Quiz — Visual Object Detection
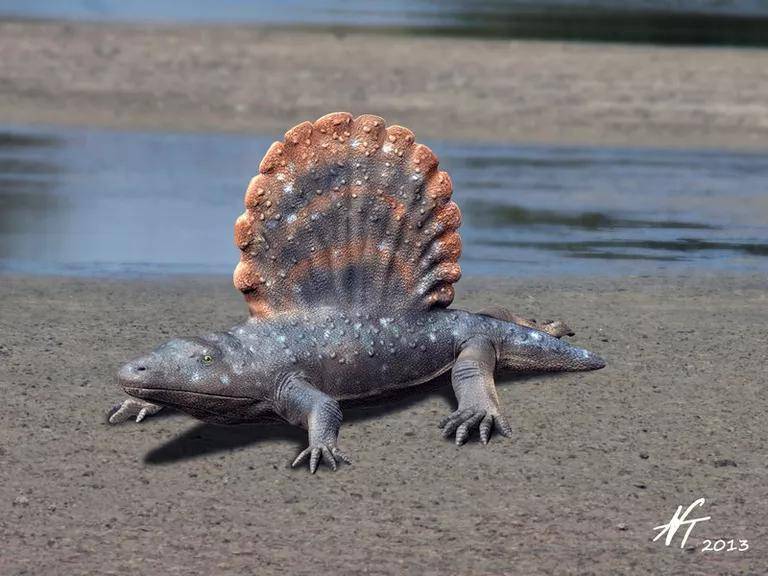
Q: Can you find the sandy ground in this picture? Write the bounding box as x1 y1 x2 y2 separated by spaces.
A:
0 274 766 575
1 20 768 151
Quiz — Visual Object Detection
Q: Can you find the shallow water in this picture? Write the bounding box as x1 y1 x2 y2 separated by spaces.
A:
0 125 767 278
3 0 768 46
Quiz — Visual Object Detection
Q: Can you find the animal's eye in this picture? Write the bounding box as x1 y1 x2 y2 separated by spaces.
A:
202 354 214 365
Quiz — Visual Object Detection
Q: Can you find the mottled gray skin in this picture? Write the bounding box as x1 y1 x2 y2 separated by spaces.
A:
111 308 604 472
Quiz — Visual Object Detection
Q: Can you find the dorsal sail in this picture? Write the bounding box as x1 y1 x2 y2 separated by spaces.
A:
233 112 461 318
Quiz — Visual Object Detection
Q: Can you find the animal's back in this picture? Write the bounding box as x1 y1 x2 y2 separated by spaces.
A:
234 307 480 401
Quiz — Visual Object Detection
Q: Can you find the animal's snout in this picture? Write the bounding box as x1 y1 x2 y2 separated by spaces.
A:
117 360 150 384
584 351 606 371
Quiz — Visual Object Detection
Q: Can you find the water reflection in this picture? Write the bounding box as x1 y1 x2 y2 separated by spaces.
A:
0 132 61 149
427 2 768 46
0 132 66 260
466 202 717 230
479 238 768 261
0 124 767 278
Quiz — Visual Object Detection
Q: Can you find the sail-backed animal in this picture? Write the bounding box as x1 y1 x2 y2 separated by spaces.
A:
110 113 605 472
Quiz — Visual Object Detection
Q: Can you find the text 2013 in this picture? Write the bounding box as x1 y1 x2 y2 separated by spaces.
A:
701 539 749 552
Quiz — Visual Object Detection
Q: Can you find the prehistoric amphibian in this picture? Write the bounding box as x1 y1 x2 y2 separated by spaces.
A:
109 112 605 472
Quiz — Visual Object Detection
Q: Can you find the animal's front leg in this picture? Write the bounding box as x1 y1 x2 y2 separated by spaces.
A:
108 398 163 424
441 335 512 445
273 372 351 473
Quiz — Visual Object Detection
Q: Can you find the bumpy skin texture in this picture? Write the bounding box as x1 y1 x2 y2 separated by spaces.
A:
110 113 606 473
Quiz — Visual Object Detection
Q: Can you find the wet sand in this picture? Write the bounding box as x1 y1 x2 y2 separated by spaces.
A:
1 20 768 151
1 274 766 575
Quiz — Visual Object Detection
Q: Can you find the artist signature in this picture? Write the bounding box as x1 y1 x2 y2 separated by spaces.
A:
652 498 749 552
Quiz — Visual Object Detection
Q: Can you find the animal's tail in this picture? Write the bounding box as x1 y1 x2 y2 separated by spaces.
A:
495 317 606 373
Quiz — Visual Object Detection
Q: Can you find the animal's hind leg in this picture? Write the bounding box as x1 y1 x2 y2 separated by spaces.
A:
440 335 512 445
478 306 574 338
538 320 575 338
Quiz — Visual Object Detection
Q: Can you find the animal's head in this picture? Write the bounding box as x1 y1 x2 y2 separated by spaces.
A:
117 333 268 423
498 326 606 373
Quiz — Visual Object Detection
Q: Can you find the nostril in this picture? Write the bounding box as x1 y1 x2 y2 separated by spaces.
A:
136 366 146 372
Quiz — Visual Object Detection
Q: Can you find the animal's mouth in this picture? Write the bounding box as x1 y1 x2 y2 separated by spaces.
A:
123 386 253 402
123 386 264 424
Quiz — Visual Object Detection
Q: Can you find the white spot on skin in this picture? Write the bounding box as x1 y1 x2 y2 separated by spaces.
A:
382 143 394 153
531 332 542 341
219 375 230 385
286 213 297 223
580 349 590 358
283 182 294 193
276 174 285 181
428 332 437 342
379 318 393 327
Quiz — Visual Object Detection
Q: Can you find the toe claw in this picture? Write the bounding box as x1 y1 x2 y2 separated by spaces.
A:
321 446 337 471
292 448 311 468
332 447 352 465
495 416 513 437
309 448 323 474
442 420 460 438
455 423 470 445
109 405 129 424
479 415 493 445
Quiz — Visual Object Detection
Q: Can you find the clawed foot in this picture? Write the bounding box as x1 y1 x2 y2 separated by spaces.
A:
524 318 575 338
439 408 512 445
291 443 351 474
108 398 163 424
477 307 574 338
540 320 575 338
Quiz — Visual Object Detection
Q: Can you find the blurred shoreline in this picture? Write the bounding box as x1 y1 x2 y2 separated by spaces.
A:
1 20 768 151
